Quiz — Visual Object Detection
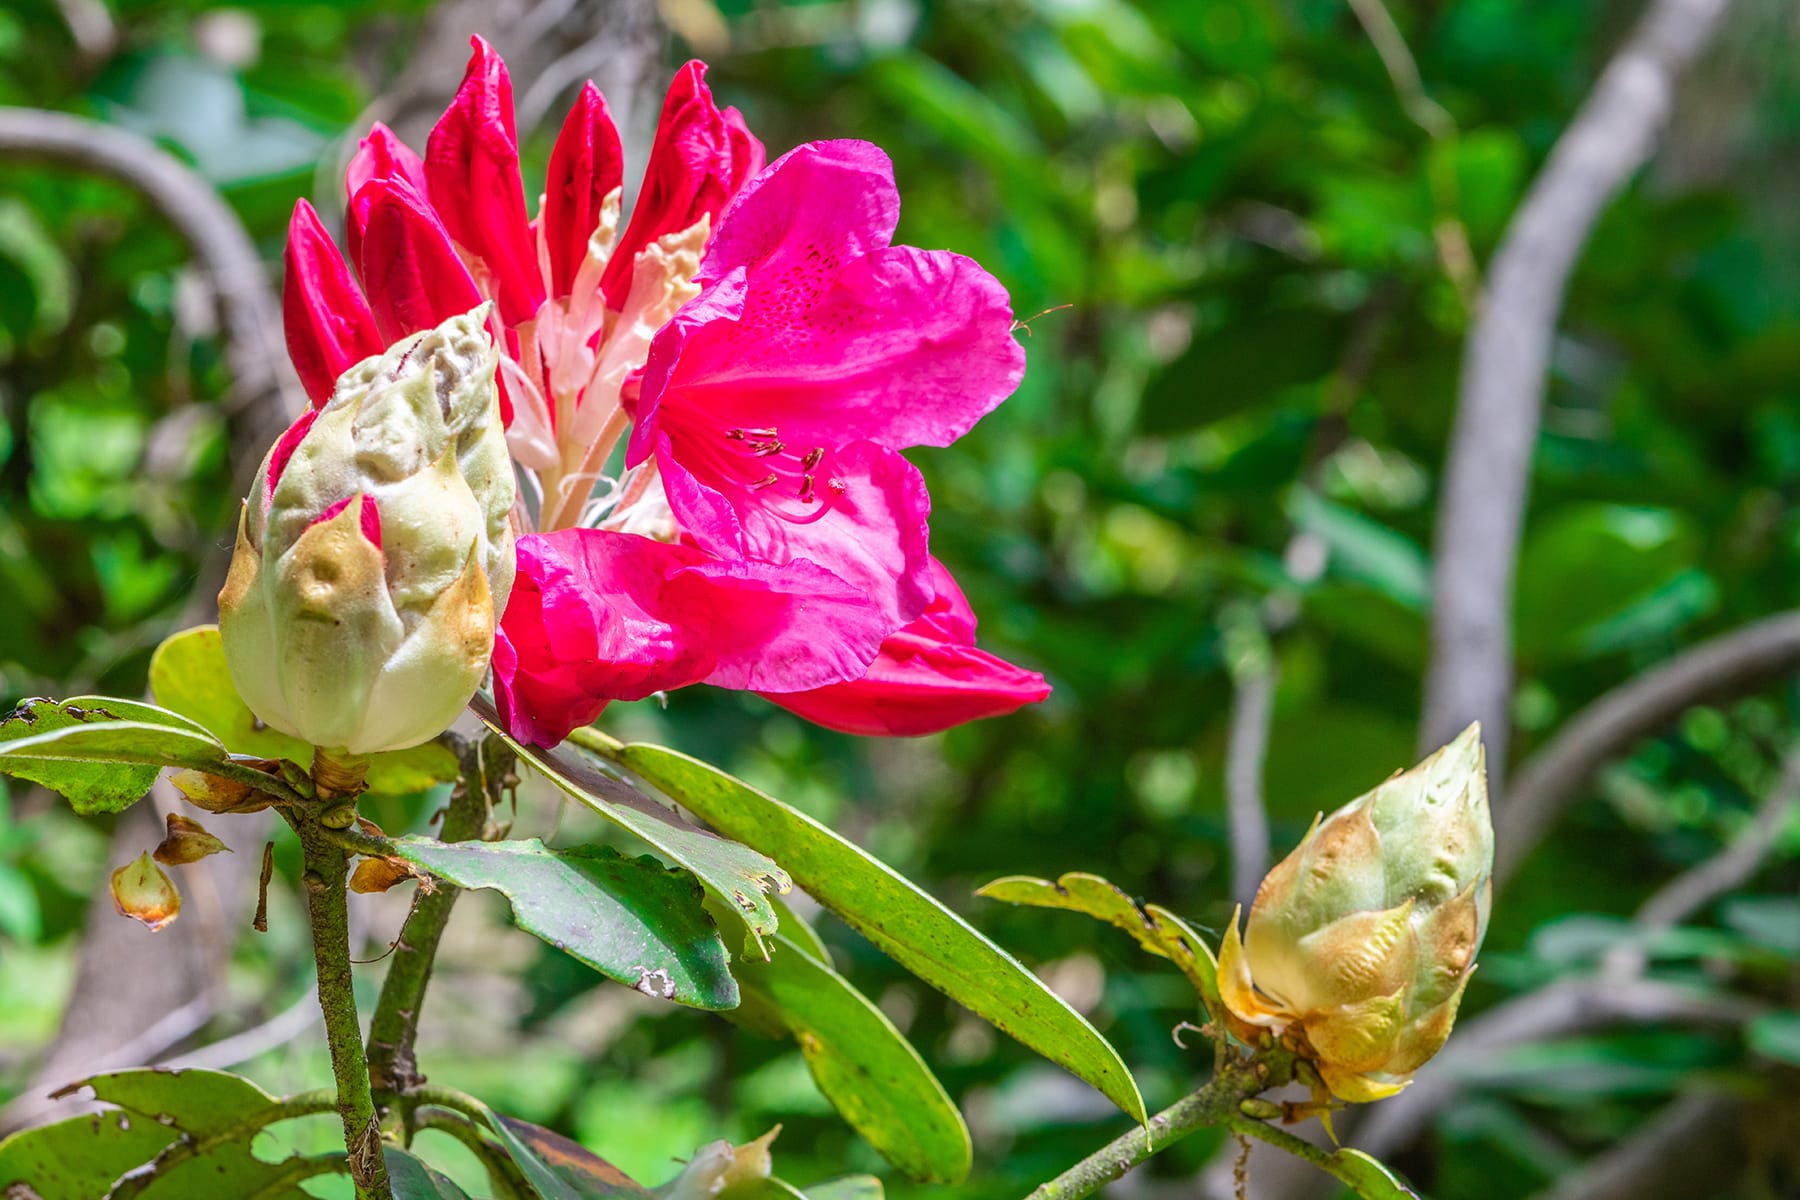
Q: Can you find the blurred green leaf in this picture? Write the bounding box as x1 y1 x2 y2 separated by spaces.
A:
385 1146 472 1200
1331 1147 1423 1199
1514 505 1696 666
1748 1013 1800 1066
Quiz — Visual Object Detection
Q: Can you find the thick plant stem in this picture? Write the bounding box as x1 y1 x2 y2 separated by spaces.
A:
296 810 391 1200
366 735 510 1101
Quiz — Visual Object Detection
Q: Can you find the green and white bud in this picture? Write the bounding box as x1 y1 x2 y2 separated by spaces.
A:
1218 723 1493 1101
218 306 515 756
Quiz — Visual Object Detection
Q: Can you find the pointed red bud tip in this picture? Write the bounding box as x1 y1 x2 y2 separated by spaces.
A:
345 122 427 266
543 81 625 299
602 60 757 309
153 813 231 866
111 852 181 932
425 36 542 324
309 494 382 547
264 408 320 502
355 179 485 343
284 200 382 406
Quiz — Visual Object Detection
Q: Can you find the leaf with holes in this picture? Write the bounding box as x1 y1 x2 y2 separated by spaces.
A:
384 837 737 1010
732 930 969 1182
472 696 787 958
977 872 1220 1015
587 737 1145 1122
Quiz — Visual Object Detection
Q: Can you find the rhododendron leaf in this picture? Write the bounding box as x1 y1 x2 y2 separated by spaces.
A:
494 1116 652 1198
0 697 287 815
730 929 971 1183
0 1109 175 1200
381 837 737 1010
385 1145 474 1199
8 1069 318 1200
976 872 1220 1014
585 737 1147 1122
1329 1148 1422 1199
149 626 458 796
472 694 786 957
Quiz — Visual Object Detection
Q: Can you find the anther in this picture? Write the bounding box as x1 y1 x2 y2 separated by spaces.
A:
751 439 785 457
799 474 816 502
748 474 779 490
802 447 824 470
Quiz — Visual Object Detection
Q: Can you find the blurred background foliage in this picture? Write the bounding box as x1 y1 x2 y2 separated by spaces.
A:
2 0 1799 1197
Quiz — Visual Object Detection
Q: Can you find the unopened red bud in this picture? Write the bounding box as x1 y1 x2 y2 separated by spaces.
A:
111 852 181 932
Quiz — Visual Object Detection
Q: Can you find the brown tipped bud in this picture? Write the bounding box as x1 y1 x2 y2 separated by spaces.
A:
111 852 181 932
349 856 421 894
1218 723 1493 1102
152 814 231 866
169 768 269 814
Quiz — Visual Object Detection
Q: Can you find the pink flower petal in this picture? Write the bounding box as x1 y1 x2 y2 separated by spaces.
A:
542 81 624 299
425 37 543 324
493 528 892 746
759 557 1049 735
282 200 381 405
635 141 1024 457
657 433 933 638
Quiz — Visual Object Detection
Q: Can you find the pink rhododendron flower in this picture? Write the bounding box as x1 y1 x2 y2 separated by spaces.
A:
282 38 1047 746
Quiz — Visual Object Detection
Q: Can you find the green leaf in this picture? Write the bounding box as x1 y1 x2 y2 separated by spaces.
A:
385 1145 474 1199
14 1069 321 1199
0 698 230 815
594 739 1146 1123
149 626 459 796
0 1109 175 1200
74 1065 281 1126
977 871 1220 1015
1330 1148 1422 1199
1748 1012 1800 1066
733 931 971 1182
472 696 787 958
384 837 738 1010
1288 490 1431 613
1513 505 1697 666
493 1117 651 1198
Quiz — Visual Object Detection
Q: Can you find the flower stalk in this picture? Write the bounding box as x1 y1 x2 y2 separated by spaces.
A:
292 803 392 1200
366 734 511 1102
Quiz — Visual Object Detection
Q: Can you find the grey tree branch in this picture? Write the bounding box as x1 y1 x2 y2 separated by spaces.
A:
1420 0 1734 787
1226 660 1277 910
1497 609 1800 890
0 107 305 484
1531 1092 1747 1200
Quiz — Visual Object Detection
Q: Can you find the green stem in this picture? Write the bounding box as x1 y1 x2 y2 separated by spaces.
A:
108 1089 340 1200
413 1107 533 1200
366 735 510 1101
1026 1044 1376 1200
295 808 392 1200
